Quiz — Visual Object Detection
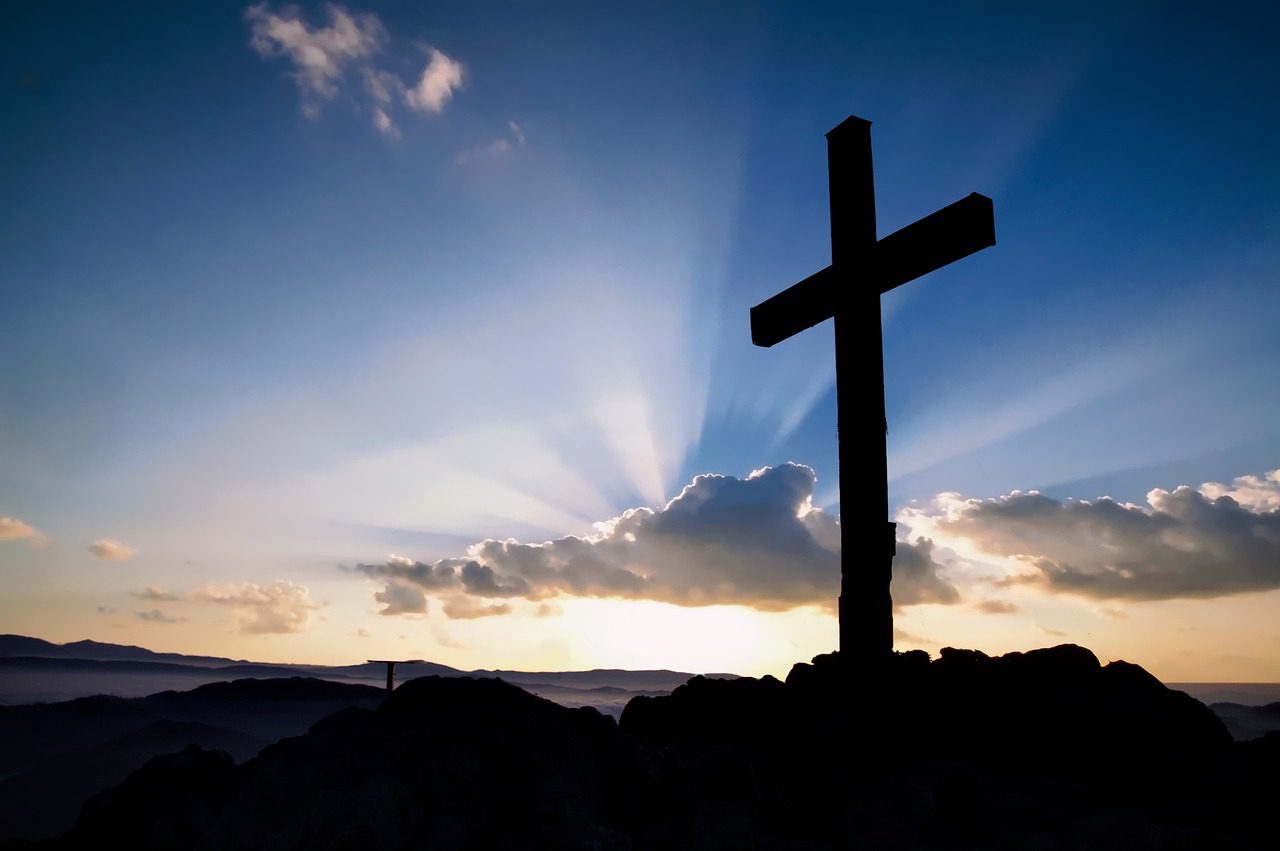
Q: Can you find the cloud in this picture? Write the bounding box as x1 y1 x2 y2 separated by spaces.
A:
354 464 959 615
246 3 384 109
893 627 933 645
194 580 324 633
404 48 463 113
132 586 180 601
889 537 961 608
456 120 525 165
1199 469 1280 512
88 538 136 561
974 599 1019 614
442 596 512 619
361 67 403 138
136 609 187 624
0 516 48 548
899 468 1280 602
374 580 427 615
246 4 461 135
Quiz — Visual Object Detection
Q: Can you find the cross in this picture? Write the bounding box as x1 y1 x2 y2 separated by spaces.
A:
368 659 420 693
750 116 996 663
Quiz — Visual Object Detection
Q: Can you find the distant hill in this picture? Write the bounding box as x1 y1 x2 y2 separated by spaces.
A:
0 634 245 668
0 635 713 714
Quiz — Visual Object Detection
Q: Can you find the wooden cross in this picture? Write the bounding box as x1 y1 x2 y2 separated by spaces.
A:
368 659 420 693
750 116 996 663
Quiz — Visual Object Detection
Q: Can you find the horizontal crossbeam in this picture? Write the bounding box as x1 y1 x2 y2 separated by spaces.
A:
750 193 995 348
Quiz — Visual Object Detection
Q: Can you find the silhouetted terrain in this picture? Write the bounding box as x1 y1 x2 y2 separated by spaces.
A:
0 636 248 668
1209 701 1280 741
0 636 714 714
9 644 1278 849
0 678 383 842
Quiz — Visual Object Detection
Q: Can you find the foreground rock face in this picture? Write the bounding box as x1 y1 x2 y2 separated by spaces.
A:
48 646 1276 849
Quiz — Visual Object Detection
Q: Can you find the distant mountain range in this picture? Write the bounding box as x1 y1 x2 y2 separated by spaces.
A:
0 633 725 710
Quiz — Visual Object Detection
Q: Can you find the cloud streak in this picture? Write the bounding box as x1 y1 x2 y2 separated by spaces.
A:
353 464 959 615
136 609 187 624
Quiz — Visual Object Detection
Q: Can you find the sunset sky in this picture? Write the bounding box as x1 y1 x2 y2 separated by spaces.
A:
3 2 1279 679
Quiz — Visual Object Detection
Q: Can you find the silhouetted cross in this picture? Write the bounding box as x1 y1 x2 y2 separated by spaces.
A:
369 659 419 693
750 116 995 663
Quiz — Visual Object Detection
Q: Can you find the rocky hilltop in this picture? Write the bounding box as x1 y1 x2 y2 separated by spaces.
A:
38 645 1279 849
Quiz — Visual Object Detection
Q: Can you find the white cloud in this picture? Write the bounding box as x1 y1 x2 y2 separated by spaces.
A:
354 464 958 615
898 468 1280 601
246 3 384 104
404 48 463 113
246 5 462 135
194 580 324 634
0 516 48 548
1199 469 1280 512
88 538 136 561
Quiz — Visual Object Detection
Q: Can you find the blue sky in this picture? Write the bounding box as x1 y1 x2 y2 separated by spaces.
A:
2 2 1279 676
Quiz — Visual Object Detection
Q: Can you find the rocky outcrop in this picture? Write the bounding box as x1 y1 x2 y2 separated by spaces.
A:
44 647 1275 849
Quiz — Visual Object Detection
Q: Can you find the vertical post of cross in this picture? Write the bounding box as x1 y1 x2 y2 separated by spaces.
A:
827 117 895 662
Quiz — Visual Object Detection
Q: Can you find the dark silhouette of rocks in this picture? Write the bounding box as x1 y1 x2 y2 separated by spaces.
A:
27 645 1279 849
0 678 383 842
0 720 261 842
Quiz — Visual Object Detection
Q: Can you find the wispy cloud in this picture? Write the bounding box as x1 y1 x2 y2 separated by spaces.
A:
361 67 403 138
456 120 525 165
0 516 49 548
194 580 324 633
88 538 136 561
246 4 462 135
136 609 187 624
246 3 384 115
132 586 180 601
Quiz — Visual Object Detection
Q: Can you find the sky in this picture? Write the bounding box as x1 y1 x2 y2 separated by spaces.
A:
2 1 1279 680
